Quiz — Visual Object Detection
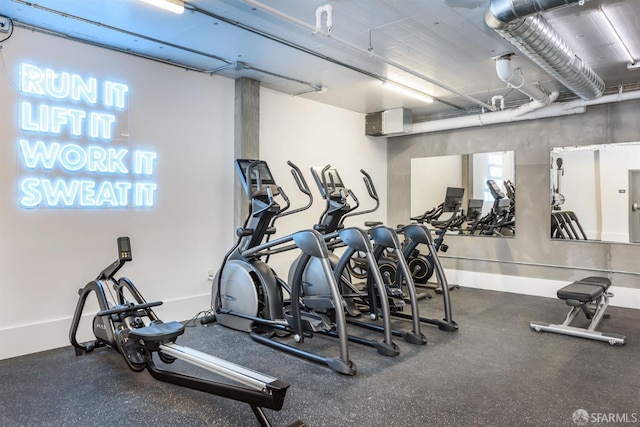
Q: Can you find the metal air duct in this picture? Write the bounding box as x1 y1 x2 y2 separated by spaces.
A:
485 0 605 100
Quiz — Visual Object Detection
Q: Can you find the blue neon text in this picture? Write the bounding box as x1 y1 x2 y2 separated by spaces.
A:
16 62 157 209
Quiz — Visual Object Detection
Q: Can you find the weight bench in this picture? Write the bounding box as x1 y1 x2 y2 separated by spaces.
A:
530 277 626 346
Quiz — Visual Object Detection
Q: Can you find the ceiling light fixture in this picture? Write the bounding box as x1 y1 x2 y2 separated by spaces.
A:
600 7 636 65
382 81 433 103
138 0 185 14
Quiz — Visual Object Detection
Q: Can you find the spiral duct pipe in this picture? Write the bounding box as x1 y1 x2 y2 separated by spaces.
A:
485 0 605 100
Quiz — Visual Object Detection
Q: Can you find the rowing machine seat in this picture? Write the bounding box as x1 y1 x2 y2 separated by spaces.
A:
128 320 185 343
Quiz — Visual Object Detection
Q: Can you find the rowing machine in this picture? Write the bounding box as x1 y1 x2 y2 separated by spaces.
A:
69 237 303 427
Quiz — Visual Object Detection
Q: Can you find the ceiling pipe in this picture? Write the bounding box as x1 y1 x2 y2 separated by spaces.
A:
242 0 496 112
485 0 605 101
495 55 549 104
406 90 640 135
511 90 558 117
495 54 557 117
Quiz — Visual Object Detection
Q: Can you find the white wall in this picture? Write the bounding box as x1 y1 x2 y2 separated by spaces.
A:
0 28 236 359
554 149 599 238
259 88 387 275
410 155 462 216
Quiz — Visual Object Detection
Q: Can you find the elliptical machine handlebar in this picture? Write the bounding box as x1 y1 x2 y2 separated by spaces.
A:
275 186 291 216
411 204 443 224
347 188 360 210
361 169 378 201
288 161 312 198
316 165 333 227
276 161 313 219
315 164 359 229
246 160 269 199
340 169 379 224
252 185 277 218
263 161 314 259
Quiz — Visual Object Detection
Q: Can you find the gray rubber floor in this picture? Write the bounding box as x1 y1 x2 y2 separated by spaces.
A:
1 287 638 427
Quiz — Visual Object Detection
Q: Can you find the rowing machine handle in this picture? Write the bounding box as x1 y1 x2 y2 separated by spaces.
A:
97 300 163 317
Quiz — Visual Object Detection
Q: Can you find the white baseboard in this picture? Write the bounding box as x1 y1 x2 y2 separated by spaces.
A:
0 293 211 361
3 273 639 361
445 269 640 310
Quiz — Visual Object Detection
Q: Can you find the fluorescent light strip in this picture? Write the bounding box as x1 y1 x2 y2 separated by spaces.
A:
138 0 185 14
383 81 433 103
600 8 636 65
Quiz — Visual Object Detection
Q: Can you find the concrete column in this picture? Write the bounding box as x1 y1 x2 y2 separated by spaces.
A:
234 77 260 230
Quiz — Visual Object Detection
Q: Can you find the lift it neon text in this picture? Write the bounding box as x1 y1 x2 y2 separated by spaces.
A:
16 63 158 208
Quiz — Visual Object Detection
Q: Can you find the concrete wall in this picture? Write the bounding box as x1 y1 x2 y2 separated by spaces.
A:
387 99 640 304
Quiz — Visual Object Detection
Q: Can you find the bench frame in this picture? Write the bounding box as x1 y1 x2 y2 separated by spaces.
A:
530 278 626 346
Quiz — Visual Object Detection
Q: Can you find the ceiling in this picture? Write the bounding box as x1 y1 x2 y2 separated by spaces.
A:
1 0 639 121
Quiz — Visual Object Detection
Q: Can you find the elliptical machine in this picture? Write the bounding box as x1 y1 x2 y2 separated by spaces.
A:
211 159 357 375
296 165 428 346
409 187 464 294
472 180 514 236
327 169 457 332
69 237 301 427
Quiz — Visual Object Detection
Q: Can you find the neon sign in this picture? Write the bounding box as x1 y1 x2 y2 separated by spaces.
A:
16 62 157 208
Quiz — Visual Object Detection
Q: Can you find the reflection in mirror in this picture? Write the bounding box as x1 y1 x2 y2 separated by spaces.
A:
411 151 515 237
550 142 640 244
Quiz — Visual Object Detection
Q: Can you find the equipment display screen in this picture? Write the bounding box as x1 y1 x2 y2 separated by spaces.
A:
235 159 277 195
467 199 483 211
117 236 132 261
442 187 464 212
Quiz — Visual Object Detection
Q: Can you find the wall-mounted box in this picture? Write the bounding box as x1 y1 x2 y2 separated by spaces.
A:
365 108 412 136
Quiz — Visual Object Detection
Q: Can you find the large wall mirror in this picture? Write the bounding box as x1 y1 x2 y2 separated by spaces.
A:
411 151 515 237
550 142 640 244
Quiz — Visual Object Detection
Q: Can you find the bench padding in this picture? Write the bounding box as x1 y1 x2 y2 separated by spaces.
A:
557 277 611 303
